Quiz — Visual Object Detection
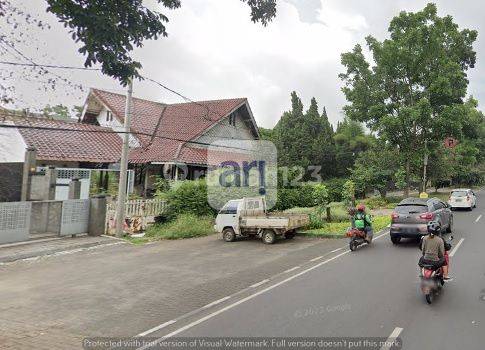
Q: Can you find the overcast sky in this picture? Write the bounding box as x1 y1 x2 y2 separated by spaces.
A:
3 0 484 128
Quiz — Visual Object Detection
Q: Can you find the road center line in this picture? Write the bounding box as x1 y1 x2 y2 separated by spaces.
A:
310 256 324 262
137 320 176 337
380 327 403 350
476 214 482 223
449 238 464 257
330 248 343 253
202 296 231 309
284 266 300 273
249 279 269 288
138 250 351 349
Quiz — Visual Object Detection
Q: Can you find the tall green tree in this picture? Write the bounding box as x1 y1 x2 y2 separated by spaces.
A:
273 93 336 181
333 117 372 177
339 3 477 196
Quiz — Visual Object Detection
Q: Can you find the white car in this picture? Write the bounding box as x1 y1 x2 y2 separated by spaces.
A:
448 189 477 210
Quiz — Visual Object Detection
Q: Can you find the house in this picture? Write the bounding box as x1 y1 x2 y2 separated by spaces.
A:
1 89 260 196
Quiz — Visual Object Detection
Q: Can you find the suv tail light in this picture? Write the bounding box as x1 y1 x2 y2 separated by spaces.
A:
419 212 434 220
467 195 470 202
391 212 399 221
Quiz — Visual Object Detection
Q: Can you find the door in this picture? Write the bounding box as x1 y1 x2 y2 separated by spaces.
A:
60 199 90 236
217 200 240 234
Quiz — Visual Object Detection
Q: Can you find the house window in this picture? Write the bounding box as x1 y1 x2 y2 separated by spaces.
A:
106 111 113 122
229 113 236 126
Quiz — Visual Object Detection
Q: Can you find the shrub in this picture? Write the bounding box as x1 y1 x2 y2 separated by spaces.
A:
324 178 346 202
274 184 316 211
145 214 215 240
163 180 215 217
312 183 329 210
363 197 389 209
342 180 356 206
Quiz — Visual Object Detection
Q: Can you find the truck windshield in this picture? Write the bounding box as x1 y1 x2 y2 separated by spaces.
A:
220 201 240 214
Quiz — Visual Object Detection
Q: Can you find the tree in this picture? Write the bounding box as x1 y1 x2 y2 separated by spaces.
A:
42 104 69 120
339 3 478 196
333 117 372 177
273 93 336 181
351 144 398 198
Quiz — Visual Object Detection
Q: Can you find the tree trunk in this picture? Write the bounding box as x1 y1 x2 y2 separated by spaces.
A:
404 158 410 197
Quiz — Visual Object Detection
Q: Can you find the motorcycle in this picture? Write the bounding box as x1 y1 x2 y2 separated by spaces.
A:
419 235 453 304
346 228 370 251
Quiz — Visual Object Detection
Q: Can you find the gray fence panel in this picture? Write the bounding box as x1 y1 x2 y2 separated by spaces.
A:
60 199 90 236
0 201 31 244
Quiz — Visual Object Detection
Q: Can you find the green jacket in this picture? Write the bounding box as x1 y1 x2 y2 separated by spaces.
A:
353 212 372 229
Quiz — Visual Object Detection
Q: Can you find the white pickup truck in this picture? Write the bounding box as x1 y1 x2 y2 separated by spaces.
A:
214 197 310 244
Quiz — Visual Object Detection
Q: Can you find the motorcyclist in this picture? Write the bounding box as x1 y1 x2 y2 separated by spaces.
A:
353 204 373 243
420 221 452 281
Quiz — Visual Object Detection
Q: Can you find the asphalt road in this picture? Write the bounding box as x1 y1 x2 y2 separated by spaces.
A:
141 191 485 350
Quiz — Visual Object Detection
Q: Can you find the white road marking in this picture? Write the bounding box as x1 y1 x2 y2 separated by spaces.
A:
249 279 269 288
330 248 343 253
137 250 351 349
449 238 465 257
137 320 176 337
380 327 403 350
284 266 300 273
202 296 231 309
310 256 324 262
475 214 482 223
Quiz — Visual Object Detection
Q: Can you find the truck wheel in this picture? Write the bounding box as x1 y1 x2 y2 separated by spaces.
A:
284 230 296 239
222 228 236 242
391 236 401 245
262 230 276 244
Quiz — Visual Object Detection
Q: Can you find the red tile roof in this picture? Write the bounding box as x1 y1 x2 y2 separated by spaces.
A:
14 118 122 163
90 89 250 165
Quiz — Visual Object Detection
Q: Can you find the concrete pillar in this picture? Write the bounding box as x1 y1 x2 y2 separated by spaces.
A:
46 167 57 200
88 195 109 236
68 178 81 199
21 147 37 201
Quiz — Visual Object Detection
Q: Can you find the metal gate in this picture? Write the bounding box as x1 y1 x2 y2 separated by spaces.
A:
0 201 31 244
60 199 90 236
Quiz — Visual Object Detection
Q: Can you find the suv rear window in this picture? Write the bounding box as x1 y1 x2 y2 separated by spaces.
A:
395 205 428 214
451 191 467 197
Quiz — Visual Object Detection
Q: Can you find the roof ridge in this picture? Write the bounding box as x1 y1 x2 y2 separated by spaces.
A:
91 88 246 107
91 88 165 107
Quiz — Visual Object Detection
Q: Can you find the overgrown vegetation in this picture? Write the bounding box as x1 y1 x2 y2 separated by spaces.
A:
128 214 215 244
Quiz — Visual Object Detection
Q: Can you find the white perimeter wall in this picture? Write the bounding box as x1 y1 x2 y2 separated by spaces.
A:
0 122 27 162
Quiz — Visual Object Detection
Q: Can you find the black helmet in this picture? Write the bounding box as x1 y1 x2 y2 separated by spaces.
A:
427 221 441 235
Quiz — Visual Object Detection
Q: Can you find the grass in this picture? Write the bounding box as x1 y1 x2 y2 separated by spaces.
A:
125 214 215 244
302 215 391 238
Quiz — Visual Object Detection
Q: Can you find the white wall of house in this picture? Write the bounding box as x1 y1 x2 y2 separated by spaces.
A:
195 108 255 144
96 107 140 148
0 123 27 162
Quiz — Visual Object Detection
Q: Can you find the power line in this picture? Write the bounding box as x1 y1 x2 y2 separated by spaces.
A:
0 60 100 71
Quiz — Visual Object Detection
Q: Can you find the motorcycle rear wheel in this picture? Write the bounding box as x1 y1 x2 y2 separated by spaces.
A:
425 293 433 304
349 240 358 251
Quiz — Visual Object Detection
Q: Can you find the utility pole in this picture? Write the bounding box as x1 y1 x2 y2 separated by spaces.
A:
115 79 133 237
